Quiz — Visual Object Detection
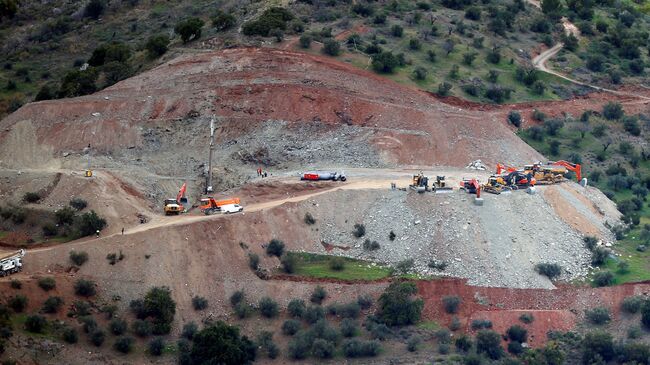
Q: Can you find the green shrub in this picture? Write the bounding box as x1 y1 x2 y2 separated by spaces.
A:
304 212 316 225
132 319 152 337
476 330 504 360
312 338 335 359
84 0 105 19
107 318 126 335
8 295 27 313
406 335 421 352
114 336 134 353
535 263 562 279
192 296 208 310
76 211 106 237
341 318 358 337
304 305 325 324
42 223 58 236
242 7 293 37
174 17 205 43
329 257 345 271
25 315 47 333
506 325 528 342
81 316 97 333
74 279 96 297
438 82 453 97
74 300 91 316
287 298 305 318
281 253 297 273
584 236 598 251
593 271 614 287
211 10 236 31
42 296 64 313
519 313 534 324
248 253 259 270
370 322 391 340
190 321 256 364
585 307 611 325
591 246 609 266
391 25 403 37
621 296 644 313
282 319 300 336
143 286 176 333
299 34 312 48
442 296 461 314
343 339 381 358
62 327 78 343
149 337 164 356
38 277 56 291
371 52 399 73
394 258 414 275
311 286 327 304
602 102 624 120
582 331 614 364
234 302 254 319
413 66 428 80
23 192 40 203
455 334 472 352
363 239 380 251
145 35 170 58
56 207 75 226
10 279 21 289
471 319 492 330
357 294 373 309
508 341 524 354
266 239 285 257
352 224 366 238
181 322 198 340
377 282 423 326
230 290 244 307
89 328 105 346
259 297 278 318
322 40 341 56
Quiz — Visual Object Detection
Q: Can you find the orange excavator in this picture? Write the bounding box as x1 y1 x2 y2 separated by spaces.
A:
460 178 481 197
496 163 518 175
163 183 187 215
549 160 582 182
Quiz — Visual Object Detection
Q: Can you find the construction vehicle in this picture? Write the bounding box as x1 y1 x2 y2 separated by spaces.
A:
549 160 582 182
0 249 25 277
481 176 512 195
496 163 518 175
432 176 453 193
163 183 187 216
301 171 347 182
221 203 244 214
200 197 241 215
460 178 481 197
409 173 429 193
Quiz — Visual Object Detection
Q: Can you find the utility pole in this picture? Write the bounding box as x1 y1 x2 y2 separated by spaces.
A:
206 116 215 193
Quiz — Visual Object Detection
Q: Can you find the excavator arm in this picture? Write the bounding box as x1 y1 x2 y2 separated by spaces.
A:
550 161 581 181
176 183 187 204
496 163 517 175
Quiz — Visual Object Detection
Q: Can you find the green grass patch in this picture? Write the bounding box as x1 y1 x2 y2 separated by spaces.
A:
417 321 441 331
286 252 392 281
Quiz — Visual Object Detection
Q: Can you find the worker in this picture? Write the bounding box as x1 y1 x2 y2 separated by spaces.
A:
95 230 100 238
121 227 124 235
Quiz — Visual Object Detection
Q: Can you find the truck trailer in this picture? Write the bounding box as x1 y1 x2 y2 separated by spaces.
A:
300 171 347 182
0 249 25 277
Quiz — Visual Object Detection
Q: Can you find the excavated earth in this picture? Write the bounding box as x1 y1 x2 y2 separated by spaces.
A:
0 47 640 363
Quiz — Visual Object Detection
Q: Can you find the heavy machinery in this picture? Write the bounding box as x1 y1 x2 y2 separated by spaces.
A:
496 163 518 175
502 171 535 188
432 176 453 193
0 249 25 277
200 197 241 215
301 171 347 182
163 183 187 216
549 160 582 182
481 176 512 195
460 178 481 196
409 173 429 193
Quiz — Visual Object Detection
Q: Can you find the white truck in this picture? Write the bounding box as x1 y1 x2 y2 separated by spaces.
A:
0 249 25 277
221 204 244 214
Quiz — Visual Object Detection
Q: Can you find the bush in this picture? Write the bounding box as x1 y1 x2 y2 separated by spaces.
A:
23 192 40 203
10 279 21 289
287 298 305 318
476 330 504 360
329 257 345 271
242 7 293 36
132 319 152 337
519 313 534 324
413 66 428 80
583 236 598 251
311 285 327 304
234 302 254 319
211 10 236 31
304 305 325 324
352 224 366 238
304 212 316 225
90 329 105 346
81 316 97 333
378 282 423 326
623 116 641 136
358 294 373 309
544 119 564 135
394 258 414 275
174 17 205 43
535 263 562 279
322 39 341 56
114 336 134 353
84 0 105 19
74 279 96 297
181 322 198 340
281 253 297 274
621 296 644 314
442 296 461 314
507 325 528 342
42 223 58 237
77 211 106 237
582 331 614 364
391 25 403 37
341 319 358 337
585 307 611 325
281 319 300 336
74 300 91 316
508 341 524 355
247 252 259 271
230 290 245 307
55 207 75 226
259 297 278 318
149 337 164 356
8 295 27 313
407 335 421 352
471 319 493 330
465 6 481 20
38 277 56 291
456 334 472 352
343 339 381 358
593 271 614 287
602 102 624 120
143 286 176 333
591 247 609 266
62 327 78 344
628 325 642 339
145 35 170 58
311 338 335 359
363 239 380 251
107 318 126 335
266 239 285 257
190 321 256 364
24 315 46 333
299 34 312 48
42 296 64 313
192 296 208 310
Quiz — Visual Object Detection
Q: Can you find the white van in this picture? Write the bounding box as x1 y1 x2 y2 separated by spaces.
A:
221 204 244 214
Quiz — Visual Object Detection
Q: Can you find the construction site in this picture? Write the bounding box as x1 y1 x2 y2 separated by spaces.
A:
0 45 648 364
